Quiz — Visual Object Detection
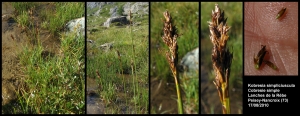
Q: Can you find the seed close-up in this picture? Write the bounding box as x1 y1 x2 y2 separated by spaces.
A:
253 45 278 70
276 7 286 19
253 45 267 69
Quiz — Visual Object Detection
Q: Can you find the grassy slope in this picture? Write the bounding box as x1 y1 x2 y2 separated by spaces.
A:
87 2 149 114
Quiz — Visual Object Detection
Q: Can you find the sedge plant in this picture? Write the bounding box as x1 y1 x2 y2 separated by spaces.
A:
161 11 183 114
208 4 233 114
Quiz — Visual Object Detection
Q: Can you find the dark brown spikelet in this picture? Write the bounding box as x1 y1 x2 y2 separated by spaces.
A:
208 4 233 114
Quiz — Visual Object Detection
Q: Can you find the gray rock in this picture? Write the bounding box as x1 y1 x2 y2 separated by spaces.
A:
123 2 149 15
94 9 101 16
87 39 94 43
87 2 114 16
103 16 129 27
87 2 113 9
99 42 114 51
110 6 119 17
179 47 199 73
87 2 148 17
65 17 85 37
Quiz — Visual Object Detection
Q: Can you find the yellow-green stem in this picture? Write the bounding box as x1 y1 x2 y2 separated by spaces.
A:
222 83 230 114
224 97 230 114
173 71 183 114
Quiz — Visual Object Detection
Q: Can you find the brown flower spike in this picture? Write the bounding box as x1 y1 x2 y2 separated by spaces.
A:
208 4 233 114
162 11 179 75
161 11 183 113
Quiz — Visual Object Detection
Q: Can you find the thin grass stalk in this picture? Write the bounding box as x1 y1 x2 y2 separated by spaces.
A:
208 4 232 114
128 9 138 112
161 10 183 114
116 49 128 109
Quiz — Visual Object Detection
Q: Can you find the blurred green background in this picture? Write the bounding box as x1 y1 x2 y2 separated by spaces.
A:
200 2 243 114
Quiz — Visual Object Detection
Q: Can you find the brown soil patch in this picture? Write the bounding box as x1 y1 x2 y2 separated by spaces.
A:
150 77 178 114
